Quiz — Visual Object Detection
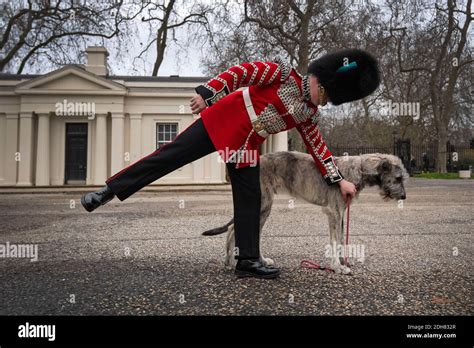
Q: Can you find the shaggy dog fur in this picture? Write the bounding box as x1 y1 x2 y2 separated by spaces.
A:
203 151 409 274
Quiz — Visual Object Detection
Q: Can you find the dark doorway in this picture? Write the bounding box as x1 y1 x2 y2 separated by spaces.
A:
65 123 88 184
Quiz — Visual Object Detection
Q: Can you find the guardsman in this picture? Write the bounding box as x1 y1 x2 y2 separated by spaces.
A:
81 49 380 279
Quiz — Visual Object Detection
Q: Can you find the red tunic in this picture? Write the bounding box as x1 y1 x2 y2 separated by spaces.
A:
196 60 343 185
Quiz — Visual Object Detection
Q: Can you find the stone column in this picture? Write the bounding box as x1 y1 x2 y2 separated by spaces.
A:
272 131 288 152
110 112 125 176
17 112 34 186
261 138 268 155
193 150 205 182
210 152 224 183
129 113 142 163
4 113 19 185
265 134 273 155
35 113 50 186
93 113 107 185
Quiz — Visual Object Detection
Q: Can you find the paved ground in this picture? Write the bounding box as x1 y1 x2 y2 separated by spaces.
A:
0 178 472 315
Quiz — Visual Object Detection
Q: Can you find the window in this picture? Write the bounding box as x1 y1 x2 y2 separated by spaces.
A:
156 123 178 149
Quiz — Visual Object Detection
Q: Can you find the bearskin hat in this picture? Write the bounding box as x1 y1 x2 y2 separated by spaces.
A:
307 49 380 105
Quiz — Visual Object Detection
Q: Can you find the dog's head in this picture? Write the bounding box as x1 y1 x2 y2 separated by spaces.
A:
361 154 409 200
377 155 409 200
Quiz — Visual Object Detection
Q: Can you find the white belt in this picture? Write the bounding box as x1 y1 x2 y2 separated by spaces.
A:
242 88 269 138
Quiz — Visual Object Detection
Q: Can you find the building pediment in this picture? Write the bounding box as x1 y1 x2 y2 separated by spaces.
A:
15 65 126 95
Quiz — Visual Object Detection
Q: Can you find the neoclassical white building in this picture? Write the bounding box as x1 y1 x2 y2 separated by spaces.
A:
0 46 287 187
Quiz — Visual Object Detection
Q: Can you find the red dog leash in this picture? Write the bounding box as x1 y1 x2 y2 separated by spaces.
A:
300 197 351 272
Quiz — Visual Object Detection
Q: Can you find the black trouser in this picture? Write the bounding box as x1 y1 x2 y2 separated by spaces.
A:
106 118 260 259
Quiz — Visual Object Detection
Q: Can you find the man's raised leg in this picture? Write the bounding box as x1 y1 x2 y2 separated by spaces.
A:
81 118 215 212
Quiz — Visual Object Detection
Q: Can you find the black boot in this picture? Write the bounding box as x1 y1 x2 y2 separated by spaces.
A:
235 259 281 279
81 185 115 212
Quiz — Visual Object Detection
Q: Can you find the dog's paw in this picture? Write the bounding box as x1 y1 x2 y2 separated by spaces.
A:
224 257 237 271
339 257 352 267
261 257 275 267
333 265 351 275
331 259 352 275
340 265 352 275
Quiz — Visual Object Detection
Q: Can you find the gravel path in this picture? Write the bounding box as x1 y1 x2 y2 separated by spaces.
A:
0 178 472 315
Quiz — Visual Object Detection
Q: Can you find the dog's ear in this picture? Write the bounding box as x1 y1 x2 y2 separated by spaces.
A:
377 159 392 174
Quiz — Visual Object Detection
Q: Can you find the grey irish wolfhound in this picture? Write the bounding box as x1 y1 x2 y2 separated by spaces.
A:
202 151 409 274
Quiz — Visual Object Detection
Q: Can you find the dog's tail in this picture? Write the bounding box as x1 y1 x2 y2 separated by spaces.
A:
202 218 234 236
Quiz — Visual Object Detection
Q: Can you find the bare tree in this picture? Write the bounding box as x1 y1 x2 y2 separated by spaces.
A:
138 0 212 76
0 0 145 74
389 0 473 172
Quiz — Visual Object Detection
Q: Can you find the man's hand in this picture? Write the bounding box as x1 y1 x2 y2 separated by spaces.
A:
190 95 206 114
338 179 357 203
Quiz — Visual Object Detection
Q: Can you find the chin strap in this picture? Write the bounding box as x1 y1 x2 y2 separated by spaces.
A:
300 197 351 272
